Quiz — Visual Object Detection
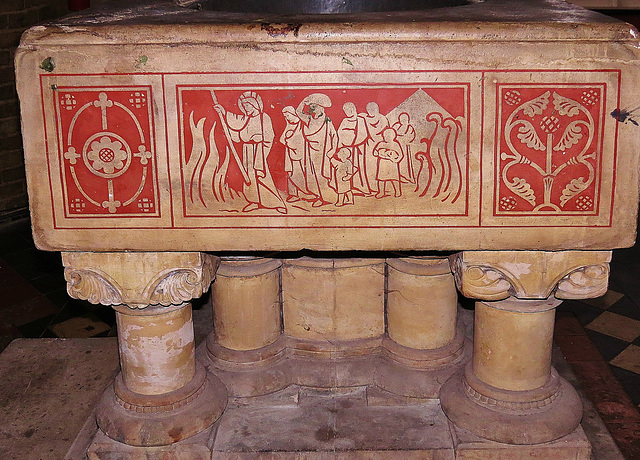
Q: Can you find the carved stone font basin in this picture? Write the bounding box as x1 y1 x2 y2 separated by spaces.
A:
14 0 640 458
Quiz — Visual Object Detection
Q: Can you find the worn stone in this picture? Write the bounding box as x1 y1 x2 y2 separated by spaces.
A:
14 0 640 252
0 338 119 460
387 257 457 349
212 257 282 351
282 258 385 341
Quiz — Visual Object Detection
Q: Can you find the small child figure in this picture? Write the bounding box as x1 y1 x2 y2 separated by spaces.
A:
373 128 403 198
330 147 356 207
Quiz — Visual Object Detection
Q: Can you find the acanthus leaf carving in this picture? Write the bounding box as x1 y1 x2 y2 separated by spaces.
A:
64 267 124 305
451 251 611 301
149 269 207 306
62 252 218 309
145 254 218 308
555 263 609 300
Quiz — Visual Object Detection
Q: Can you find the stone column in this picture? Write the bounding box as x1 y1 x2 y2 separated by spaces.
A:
206 257 287 397
62 252 227 447
375 257 466 397
441 250 611 444
116 304 195 396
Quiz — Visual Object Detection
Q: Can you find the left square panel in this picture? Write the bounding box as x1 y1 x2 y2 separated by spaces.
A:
41 75 172 229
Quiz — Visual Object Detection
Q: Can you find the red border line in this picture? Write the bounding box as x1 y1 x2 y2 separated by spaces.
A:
45 69 623 77
162 74 175 228
40 69 623 231
44 223 623 230
610 70 622 227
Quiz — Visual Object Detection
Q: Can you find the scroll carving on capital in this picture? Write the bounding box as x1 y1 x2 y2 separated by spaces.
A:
449 253 513 301
64 267 124 305
146 255 217 307
450 251 612 301
555 263 609 300
61 252 219 308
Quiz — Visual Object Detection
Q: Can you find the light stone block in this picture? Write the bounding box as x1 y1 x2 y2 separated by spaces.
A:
14 0 640 253
282 258 385 341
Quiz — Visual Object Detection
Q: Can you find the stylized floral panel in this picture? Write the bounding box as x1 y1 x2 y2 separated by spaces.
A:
495 85 604 215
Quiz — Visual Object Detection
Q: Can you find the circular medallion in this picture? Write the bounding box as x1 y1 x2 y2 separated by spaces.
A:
82 132 132 179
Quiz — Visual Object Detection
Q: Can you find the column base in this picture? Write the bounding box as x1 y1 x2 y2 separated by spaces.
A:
87 424 215 460
204 335 289 397
287 336 380 389
96 363 228 447
85 384 592 459
374 325 469 398
440 362 582 445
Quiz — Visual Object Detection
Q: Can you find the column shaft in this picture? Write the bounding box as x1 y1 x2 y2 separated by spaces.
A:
116 303 195 395
473 299 555 391
387 257 457 349
213 257 282 351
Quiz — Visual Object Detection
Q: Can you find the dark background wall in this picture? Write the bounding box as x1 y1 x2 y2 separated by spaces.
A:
0 2 638 224
1 0 68 224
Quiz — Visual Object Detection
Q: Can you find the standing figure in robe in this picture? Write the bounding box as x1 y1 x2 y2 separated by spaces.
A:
337 102 369 195
373 127 404 198
392 112 417 185
280 106 315 203
364 102 390 194
296 93 338 207
330 147 355 207
214 91 286 214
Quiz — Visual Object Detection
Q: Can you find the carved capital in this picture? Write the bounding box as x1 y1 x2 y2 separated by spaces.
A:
62 252 218 308
449 253 513 301
555 263 610 299
63 267 124 305
450 250 611 300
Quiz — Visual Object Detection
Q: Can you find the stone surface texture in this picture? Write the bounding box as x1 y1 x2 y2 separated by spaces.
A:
0 338 119 460
14 0 640 252
213 257 282 351
387 257 458 349
282 258 385 341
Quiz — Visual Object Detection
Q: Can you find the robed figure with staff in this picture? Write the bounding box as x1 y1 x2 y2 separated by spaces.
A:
213 91 287 214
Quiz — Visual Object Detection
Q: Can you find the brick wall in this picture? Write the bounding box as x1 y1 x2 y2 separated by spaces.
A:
0 0 68 222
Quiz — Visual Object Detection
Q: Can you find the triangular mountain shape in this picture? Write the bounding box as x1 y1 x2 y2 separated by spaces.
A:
386 89 457 142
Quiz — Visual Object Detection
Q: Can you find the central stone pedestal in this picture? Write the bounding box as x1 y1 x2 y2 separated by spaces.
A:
87 383 592 459
80 305 592 460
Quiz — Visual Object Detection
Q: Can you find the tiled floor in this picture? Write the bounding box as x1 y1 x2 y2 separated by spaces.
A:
1 217 640 457
0 220 117 352
552 244 640 458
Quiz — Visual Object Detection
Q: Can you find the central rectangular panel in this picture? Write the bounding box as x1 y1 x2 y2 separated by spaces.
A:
165 71 480 230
